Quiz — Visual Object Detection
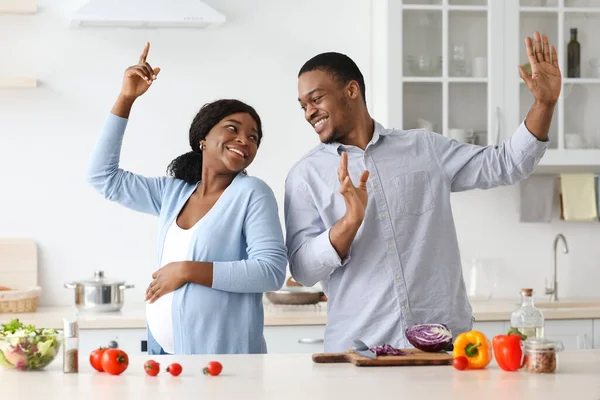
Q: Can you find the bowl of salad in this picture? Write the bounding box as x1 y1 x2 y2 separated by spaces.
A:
0 319 63 371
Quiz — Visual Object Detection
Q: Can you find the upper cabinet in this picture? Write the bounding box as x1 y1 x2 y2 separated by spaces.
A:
371 0 600 172
0 0 37 13
371 0 502 150
504 0 600 172
0 0 38 88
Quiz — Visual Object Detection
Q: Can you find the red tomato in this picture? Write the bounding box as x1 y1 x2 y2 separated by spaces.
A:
101 349 129 376
203 361 222 376
167 363 182 376
144 360 160 376
89 347 107 372
453 356 469 371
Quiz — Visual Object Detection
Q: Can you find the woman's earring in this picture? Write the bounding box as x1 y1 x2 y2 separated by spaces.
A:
201 144 206 150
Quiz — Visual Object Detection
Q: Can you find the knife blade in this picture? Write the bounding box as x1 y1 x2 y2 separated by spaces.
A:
353 348 377 359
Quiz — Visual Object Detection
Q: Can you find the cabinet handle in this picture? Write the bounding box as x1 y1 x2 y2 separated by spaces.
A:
298 338 324 344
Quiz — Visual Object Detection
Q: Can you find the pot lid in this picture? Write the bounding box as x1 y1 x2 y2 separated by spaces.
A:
76 270 125 286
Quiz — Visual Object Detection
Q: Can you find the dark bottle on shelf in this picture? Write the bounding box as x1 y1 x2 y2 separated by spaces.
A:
567 28 580 78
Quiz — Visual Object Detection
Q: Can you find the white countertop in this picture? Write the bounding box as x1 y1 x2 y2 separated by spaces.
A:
2 298 600 330
1 351 599 399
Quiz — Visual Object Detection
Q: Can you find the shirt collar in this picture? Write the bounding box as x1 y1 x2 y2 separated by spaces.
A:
322 119 388 155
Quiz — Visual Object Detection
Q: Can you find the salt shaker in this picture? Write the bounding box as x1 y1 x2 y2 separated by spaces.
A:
63 318 79 373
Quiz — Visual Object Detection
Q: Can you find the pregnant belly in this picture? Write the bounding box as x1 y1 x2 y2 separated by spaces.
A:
146 292 175 353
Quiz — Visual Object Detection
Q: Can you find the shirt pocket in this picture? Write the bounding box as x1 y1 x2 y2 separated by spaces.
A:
393 170 435 216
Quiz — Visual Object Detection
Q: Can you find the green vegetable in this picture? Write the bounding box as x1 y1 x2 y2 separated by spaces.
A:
0 318 62 370
507 327 527 340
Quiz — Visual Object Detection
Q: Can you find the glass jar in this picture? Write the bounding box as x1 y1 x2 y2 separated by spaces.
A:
523 338 564 374
62 319 79 374
510 288 544 339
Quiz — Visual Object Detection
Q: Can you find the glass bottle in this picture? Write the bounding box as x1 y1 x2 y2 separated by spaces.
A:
63 318 79 373
567 28 580 78
510 288 544 339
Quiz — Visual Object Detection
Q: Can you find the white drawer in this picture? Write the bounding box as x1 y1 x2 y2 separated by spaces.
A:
263 325 325 354
79 328 148 356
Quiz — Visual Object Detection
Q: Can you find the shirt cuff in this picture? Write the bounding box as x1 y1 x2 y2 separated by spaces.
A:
313 227 351 270
514 119 550 156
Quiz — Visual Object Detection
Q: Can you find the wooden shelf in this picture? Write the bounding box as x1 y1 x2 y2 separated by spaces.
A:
402 5 487 12
563 78 600 85
403 77 443 83
534 149 600 173
402 77 487 83
0 0 37 13
0 77 37 88
520 6 600 13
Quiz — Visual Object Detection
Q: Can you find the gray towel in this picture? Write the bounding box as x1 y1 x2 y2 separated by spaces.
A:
519 175 556 223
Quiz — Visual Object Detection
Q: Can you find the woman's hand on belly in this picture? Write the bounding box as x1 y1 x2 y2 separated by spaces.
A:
145 261 188 304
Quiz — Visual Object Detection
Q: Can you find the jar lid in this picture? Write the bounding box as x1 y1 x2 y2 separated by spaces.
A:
523 338 564 352
63 318 78 338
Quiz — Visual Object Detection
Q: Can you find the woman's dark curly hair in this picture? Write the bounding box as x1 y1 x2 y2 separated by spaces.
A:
167 99 263 184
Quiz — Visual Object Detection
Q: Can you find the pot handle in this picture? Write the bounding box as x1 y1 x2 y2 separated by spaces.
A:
64 283 76 289
119 284 135 290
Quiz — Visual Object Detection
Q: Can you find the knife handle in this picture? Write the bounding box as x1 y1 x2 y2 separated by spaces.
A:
312 353 350 363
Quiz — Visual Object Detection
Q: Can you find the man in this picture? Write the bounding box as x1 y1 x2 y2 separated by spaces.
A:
284 32 560 353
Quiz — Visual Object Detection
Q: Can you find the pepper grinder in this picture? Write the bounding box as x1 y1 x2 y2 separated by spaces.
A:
63 318 79 373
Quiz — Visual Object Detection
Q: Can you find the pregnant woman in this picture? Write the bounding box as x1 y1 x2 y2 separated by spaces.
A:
86 43 287 355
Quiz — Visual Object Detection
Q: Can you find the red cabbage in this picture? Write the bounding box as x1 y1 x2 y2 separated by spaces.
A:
405 323 453 352
369 344 408 356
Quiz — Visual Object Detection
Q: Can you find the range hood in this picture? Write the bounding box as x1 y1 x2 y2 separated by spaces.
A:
70 0 226 29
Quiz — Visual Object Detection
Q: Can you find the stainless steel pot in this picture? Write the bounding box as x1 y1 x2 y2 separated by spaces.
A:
64 270 134 312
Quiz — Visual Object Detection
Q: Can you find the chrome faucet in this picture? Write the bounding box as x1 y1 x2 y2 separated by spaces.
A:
545 233 569 301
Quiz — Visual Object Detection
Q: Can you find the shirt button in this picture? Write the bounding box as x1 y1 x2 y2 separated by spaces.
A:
380 212 386 220
373 183 377 189
401 306 407 311
395 274 401 280
388 243 393 249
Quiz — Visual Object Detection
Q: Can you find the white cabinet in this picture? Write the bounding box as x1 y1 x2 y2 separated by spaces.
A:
79 329 147 356
371 0 600 172
503 0 600 171
544 319 593 350
80 326 325 356
594 319 600 349
473 319 594 350
472 321 510 339
371 0 504 147
263 325 325 354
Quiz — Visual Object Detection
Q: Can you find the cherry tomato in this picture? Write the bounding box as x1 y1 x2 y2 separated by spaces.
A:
203 361 222 376
101 349 129 376
144 360 160 376
453 356 469 371
89 347 107 372
167 363 182 376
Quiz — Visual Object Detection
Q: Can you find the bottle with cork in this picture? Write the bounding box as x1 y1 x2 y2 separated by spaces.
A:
510 288 544 339
63 318 79 373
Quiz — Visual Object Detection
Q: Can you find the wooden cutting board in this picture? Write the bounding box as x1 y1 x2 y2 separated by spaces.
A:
312 349 452 366
0 238 38 289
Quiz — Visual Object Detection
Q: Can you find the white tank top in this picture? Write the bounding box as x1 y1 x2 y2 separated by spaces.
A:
146 219 196 354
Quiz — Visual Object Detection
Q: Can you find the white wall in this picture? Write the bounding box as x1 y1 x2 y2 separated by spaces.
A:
0 0 598 308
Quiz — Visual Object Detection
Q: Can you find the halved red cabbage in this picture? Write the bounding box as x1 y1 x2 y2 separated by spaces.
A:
369 344 408 356
405 323 453 352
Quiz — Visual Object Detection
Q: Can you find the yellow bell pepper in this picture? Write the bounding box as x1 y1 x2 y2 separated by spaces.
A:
452 330 492 369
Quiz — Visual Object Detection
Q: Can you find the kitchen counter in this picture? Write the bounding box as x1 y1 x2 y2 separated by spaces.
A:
1 351 600 399
0 303 329 330
2 298 600 330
